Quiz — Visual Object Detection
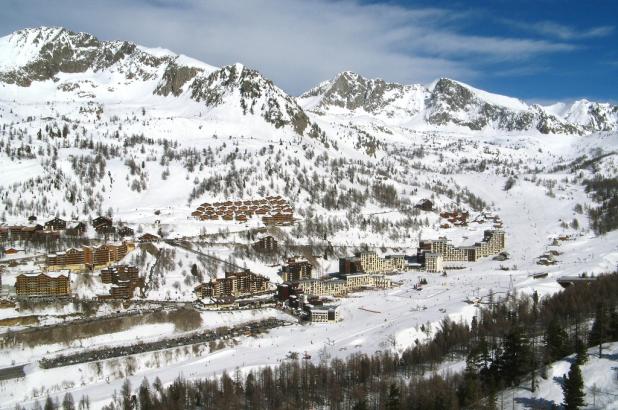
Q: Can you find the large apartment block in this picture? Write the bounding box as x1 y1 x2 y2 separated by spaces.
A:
15 272 71 297
296 273 392 297
280 258 312 282
47 241 135 271
476 230 506 258
424 253 444 273
297 278 348 297
419 230 505 264
340 252 406 275
99 265 144 300
343 273 392 290
195 270 270 299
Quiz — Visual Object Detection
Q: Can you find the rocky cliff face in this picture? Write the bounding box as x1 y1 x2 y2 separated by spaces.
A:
426 78 581 134
300 71 426 118
0 27 172 86
154 63 202 97
189 63 312 135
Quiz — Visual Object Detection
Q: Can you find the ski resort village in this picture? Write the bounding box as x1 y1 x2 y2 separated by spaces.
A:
0 25 617 410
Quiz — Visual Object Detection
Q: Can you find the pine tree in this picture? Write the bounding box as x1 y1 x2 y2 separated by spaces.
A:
545 318 569 362
138 378 152 410
562 362 586 410
496 327 532 386
575 338 588 365
610 308 618 340
352 398 369 410
385 383 400 410
62 393 75 410
121 379 132 410
457 364 483 408
589 303 609 357
44 397 54 410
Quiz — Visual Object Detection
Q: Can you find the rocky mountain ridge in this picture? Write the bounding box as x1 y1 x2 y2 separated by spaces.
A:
300 71 617 134
1 26 616 136
0 27 317 138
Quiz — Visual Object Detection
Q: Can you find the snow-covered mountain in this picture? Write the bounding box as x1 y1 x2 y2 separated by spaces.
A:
0 27 318 139
1 27 616 138
545 99 618 132
298 71 617 134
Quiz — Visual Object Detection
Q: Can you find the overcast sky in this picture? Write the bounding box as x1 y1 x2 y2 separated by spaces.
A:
1 0 616 102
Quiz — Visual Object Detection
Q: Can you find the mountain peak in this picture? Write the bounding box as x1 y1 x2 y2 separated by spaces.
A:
298 70 423 115
10 26 69 41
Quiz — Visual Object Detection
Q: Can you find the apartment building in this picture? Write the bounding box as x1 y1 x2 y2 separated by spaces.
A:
47 241 135 271
297 278 347 297
280 258 312 282
339 256 363 275
297 272 392 297
15 271 71 297
253 235 278 252
308 305 340 323
424 253 444 273
194 270 270 299
343 273 392 290
418 230 505 271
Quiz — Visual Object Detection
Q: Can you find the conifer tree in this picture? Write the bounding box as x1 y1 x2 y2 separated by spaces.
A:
44 397 54 410
589 303 609 357
62 393 75 410
562 362 586 410
610 308 618 340
496 327 532 386
385 383 400 410
575 338 588 365
138 378 153 410
545 318 569 362
352 399 369 410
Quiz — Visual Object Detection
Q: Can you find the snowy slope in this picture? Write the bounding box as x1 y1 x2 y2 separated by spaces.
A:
507 342 618 409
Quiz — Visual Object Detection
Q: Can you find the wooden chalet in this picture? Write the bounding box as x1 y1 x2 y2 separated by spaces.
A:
118 226 135 237
92 216 113 229
95 224 116 235
414 199 434 211
44 217 67 231
65 222 87 236
1 225 44 242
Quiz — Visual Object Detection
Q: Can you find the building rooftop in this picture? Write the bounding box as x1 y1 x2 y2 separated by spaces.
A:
20 271 70 278
311 305 339 312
